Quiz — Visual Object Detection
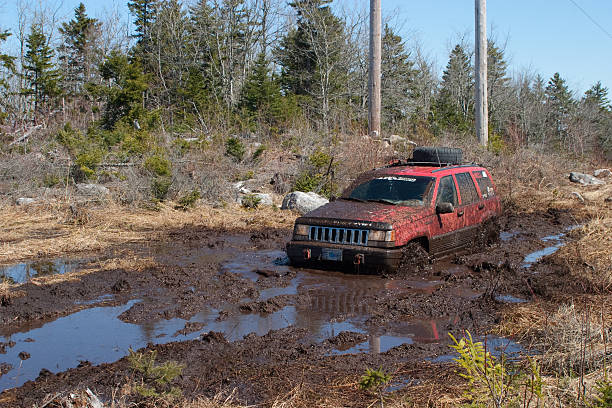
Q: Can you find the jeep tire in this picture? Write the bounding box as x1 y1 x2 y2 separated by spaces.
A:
412 147 463 165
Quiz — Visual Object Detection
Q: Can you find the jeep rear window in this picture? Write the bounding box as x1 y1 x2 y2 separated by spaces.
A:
472 170 495 198
346 176 435 206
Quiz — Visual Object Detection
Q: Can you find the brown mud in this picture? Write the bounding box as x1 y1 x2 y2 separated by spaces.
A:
0 208 591 406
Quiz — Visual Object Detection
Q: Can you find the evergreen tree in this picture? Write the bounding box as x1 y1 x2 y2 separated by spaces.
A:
487 41 510 132
435 44 473 132
149 0 190 115
276 0 347 125
58 3 102 95
0 31 15 92
584 81 610 112
239 53 286 125
0 31 16 122
128 0 159 67
95 51 149 129
180 0 217 114
545 72 574 143
22 24 61 116
381 24 416 125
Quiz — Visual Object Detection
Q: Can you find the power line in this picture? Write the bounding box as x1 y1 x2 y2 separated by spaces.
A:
567 0 612 41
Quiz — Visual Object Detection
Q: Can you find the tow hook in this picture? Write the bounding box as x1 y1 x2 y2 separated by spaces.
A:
354 254 364 265
303 249 311 260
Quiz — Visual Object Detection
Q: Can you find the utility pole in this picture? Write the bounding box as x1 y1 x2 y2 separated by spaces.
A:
475 0 488 146
368 0 381 138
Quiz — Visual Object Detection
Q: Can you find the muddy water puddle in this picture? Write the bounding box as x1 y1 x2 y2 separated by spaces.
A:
0 259 81 284
522 225 581 268
0 246 488 392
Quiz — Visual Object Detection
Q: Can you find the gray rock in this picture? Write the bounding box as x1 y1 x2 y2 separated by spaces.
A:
240 193 273 207
569 172 605 186
605 196 612 203
16 197 36 206
76 183 110 196
281 191 329 215
594 168 611 178
571 192 585 203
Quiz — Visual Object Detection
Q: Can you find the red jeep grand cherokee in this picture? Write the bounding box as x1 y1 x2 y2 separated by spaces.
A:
286 147 502 272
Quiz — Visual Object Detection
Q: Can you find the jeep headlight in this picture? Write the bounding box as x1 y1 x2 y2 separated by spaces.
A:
368 229 395 241
294 224 309 236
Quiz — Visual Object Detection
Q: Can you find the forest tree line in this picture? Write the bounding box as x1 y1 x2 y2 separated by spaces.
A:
0 0 611 175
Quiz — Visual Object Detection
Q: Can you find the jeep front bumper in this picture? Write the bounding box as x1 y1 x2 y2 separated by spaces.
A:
286 241 402 272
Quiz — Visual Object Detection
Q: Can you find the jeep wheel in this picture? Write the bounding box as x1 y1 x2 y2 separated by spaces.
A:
412 147 463 165
395 241 432 275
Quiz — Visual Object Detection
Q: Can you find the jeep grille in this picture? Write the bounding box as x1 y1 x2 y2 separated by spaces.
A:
308 226 369 246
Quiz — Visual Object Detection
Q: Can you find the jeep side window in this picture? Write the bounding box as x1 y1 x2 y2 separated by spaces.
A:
456 172 479 204
472 170 495 199
436 176 457 206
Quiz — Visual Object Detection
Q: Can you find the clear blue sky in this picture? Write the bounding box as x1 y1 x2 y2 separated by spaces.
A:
1 0 611 95
384 0 612 95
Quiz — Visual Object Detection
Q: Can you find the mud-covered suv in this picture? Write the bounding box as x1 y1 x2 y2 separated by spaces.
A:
286 147 502 272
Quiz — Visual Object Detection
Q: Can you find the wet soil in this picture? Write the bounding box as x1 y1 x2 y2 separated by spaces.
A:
0 208 591 406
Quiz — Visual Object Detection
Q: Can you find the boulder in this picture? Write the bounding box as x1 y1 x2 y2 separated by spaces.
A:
240 193 273 207
281 191 329 215
569 172 605 186
76 183 110 196
594 168 611 178
16 197 36 206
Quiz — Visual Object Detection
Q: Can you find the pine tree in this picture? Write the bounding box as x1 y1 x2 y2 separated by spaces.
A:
276 0 347 126
0 31 16 122
58 3 102 95
149 0 190 115
435 44 473 132
381 24 416 125
584 81 610 112
128 0 159 68
0 31 15 92
22 24 61 116
239 53 286 125
487 41 510 132
545 72 574 143
96 51 149 129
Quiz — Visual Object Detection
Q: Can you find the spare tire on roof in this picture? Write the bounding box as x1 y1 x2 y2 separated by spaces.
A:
412 147 463 165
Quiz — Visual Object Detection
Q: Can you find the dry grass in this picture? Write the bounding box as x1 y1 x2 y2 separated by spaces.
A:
557 212 612 291
0 200 297 266
497 300 610 375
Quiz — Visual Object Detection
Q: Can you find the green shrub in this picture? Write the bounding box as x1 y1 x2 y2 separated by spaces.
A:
127 348 184 401
593 380 612 407
42 174 60 188
252 144 266 161
74 150 103 180
225 137 245 161
144 154 172 177
241 193 261 209
293 150 338 198
359 367 391 407
151 177 172 201
449 331 542 408
176 190 201 210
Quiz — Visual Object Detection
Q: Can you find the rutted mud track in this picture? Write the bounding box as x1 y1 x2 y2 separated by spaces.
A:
0 209 593 406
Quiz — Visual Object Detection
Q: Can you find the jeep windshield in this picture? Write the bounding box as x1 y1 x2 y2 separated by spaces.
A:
344 176 435 206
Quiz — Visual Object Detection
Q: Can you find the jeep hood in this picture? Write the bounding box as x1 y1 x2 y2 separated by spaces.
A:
296 200 428 230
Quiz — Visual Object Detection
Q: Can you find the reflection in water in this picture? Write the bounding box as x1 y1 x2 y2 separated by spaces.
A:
0 259 80 284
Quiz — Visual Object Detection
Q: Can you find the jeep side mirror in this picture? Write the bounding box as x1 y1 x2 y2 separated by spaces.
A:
436 202 454 214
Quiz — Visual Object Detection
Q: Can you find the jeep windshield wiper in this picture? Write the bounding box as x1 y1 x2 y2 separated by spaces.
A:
340 197 367 203
365 198 396 205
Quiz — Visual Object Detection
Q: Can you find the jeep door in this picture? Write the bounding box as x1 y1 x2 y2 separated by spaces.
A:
472 170 499 220
454 172 482 248
429 175 463 255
